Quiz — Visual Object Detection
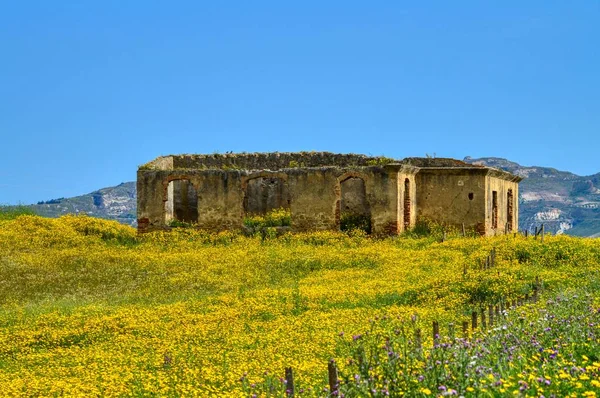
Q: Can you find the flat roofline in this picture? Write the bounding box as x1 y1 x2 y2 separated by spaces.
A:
138 153 522 183
417 166 523 182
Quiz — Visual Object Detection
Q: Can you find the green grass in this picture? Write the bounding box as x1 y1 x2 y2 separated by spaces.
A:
0 205 36 220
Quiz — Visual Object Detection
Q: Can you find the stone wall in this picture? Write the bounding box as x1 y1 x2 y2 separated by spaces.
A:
244 176 290 214
485 174 520 236
416 168 488 232
137 164 416 235
144 152 396 171
137 154 521 236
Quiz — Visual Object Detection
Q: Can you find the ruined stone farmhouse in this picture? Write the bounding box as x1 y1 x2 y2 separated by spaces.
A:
137 152 521 236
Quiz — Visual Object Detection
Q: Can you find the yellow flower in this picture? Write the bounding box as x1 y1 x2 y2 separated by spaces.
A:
559 372 571 379
421 387 432 395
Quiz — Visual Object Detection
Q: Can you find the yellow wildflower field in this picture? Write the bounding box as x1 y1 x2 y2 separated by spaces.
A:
0 215 598 396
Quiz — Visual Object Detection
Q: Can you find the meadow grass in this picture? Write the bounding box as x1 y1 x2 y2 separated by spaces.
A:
0 215 599 396
0 205 35 220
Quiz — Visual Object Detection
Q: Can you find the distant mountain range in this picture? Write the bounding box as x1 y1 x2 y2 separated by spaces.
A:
23 182 137 226
5 158 600 237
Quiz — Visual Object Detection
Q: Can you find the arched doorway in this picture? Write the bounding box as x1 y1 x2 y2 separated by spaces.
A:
339 177 371 233
243 176 290 215
165 179 198 224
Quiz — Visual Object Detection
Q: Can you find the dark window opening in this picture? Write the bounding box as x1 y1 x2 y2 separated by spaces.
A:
492 190 498 229
244 177 290 215
507 189 514 232
404 178 411 229
468 192 474 200
340 177 371 233
165 179 198 225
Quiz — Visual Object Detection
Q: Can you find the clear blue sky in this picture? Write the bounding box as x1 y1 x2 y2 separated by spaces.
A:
1 1 598 204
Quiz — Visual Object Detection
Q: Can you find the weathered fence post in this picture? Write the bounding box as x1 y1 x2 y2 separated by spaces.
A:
525 230 528 238
480 308 486 329
285 367 295 397
415 328 422 351
471 311 477 330
433 321 440 342
328 360 338 396
533 276 540 303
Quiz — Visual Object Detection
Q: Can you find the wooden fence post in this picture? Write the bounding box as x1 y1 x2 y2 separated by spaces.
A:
328 360 338 396
471 311 477 330
415 328 422 351
480 308 486 329
433 321 440 342
285 367 294 397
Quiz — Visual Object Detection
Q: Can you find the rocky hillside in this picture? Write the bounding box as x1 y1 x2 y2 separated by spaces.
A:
5 158 599 237
25 182 137 226
464 157 600 237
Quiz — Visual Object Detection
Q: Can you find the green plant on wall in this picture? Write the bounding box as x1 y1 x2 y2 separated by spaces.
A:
288 160 306 168
366 157 395 166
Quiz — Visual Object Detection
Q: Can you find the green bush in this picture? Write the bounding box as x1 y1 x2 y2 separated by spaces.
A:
340 213 371 234
243 208 291 229
0 205 36 220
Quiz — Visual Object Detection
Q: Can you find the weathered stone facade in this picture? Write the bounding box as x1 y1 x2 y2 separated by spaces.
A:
137 152 521 236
